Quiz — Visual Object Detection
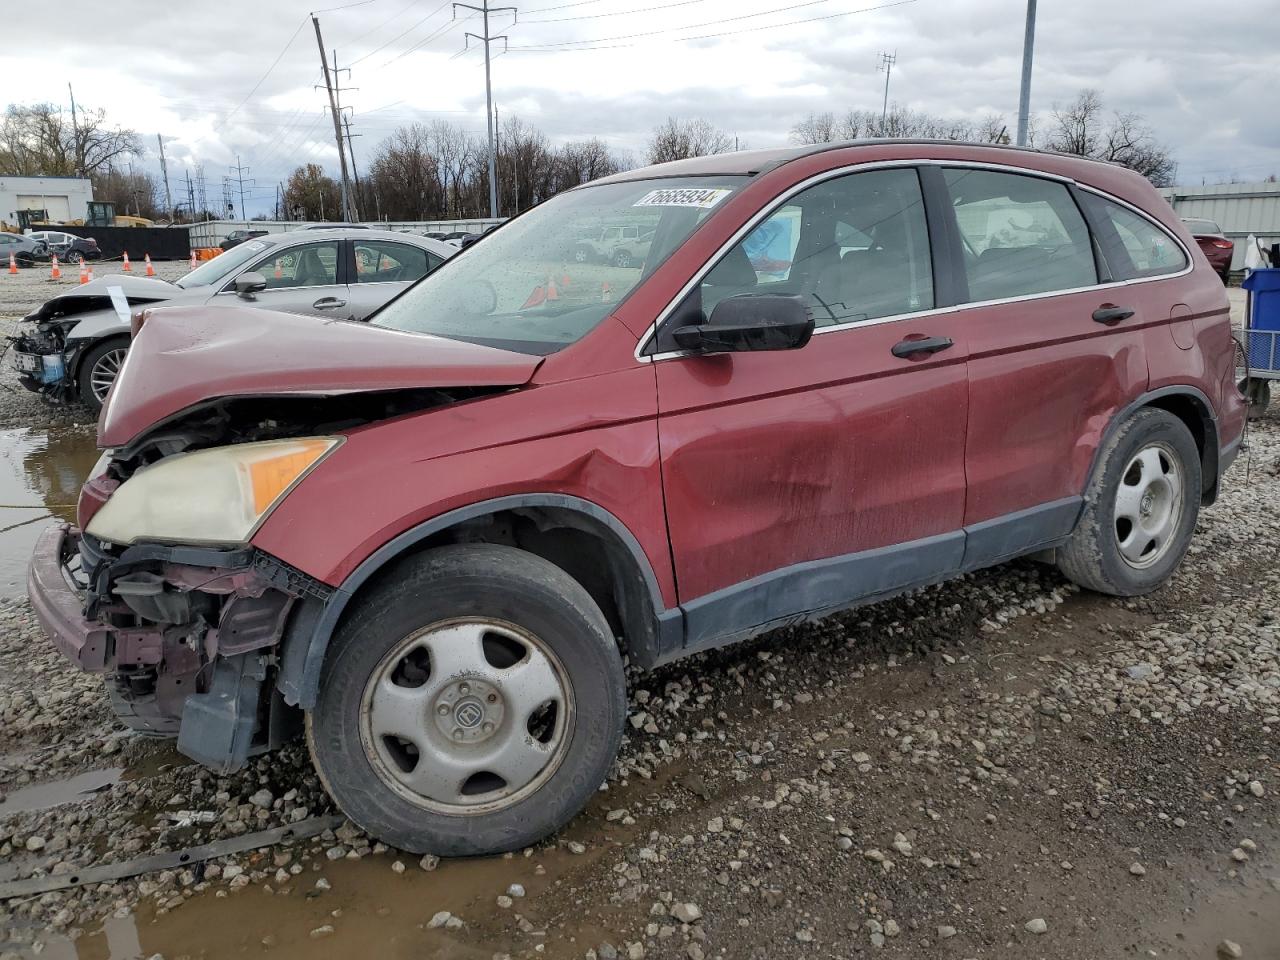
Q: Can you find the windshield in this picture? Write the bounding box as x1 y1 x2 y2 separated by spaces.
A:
372 176 748 354
175 239 275 289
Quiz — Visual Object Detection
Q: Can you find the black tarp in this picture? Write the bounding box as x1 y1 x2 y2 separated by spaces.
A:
47 226 191 261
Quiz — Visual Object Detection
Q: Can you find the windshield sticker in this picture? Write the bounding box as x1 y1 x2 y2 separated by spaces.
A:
243 240 268 253
633 187 731 209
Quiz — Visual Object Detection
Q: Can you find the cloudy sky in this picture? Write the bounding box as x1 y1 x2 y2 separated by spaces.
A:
5 0 1279 216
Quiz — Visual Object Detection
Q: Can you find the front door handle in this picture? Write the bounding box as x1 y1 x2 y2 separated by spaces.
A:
1092 304 1135 325
891 335 954 359
313 297 347 310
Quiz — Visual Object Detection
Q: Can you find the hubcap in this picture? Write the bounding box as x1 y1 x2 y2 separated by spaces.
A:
1113 442 1183 569
359 619 571 814
90 348 127 403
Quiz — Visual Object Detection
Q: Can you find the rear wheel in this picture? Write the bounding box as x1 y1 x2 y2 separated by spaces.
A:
1057 408 1201 596
77 338 129 411
307 544 626 855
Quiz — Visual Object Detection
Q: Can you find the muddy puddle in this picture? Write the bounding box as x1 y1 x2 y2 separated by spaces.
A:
0 424 99 598
26 830 623 960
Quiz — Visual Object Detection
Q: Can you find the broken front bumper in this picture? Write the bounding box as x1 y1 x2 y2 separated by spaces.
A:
28 523 111 671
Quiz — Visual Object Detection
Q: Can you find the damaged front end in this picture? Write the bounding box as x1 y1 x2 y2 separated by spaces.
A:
32 522 333 771
31 387 489 773
7 322 76 401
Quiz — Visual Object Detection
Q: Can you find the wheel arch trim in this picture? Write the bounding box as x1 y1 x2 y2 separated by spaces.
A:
1087 385 1220 504
279 493 680 709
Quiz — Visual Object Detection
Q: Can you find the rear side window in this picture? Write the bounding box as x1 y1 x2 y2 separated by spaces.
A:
355 241 436 284
1083 193 1188 280
944 168 1097 301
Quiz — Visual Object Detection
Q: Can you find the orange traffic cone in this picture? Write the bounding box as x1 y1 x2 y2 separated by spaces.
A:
79 258 89 284
546 275 560 302
144 254 155 277
50 255 61 280
601 281 612 302
274 260 283 280
86 262 94 283
7 253 17 275
189 251 197 269
122 252 132 272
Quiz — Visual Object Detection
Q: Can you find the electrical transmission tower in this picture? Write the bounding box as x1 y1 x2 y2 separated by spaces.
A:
456 0 516 219
878 51 897 127
230 156 254 222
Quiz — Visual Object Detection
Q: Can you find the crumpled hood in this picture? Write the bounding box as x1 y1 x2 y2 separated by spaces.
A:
98 305 541 447
26 274 177 323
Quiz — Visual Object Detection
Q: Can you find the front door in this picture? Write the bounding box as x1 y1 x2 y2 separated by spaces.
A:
219 240 350 318
654 166 971 651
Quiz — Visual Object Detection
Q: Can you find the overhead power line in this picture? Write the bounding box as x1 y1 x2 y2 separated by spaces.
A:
522 0 710 24
350 0 453 65
214 16 309 131
509 0 918 51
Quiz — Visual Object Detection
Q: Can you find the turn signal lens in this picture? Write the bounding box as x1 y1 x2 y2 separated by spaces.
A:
249 438 333 514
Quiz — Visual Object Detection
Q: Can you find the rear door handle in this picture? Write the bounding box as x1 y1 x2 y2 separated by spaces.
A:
891 335 954 359
1092 304 1134 325
313 297 347 310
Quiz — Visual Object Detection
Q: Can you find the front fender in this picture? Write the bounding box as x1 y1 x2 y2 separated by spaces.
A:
65 309 132 344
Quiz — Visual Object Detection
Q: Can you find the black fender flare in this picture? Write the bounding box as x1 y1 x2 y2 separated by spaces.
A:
277 493 680 709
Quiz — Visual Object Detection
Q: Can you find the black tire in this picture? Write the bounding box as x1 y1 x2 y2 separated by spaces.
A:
1057 408 1201 596
307 543 626 856
611 249 633 268
77 338 130 411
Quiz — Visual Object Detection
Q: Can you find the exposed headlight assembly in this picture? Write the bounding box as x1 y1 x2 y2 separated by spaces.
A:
86 437 341 546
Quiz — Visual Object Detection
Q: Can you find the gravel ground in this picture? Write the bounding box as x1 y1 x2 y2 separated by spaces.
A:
0 278 1276 959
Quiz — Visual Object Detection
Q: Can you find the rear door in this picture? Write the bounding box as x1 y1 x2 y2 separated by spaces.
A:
654 165 972 650
938 165 1155 567
344 239 443 320
215 240 350 318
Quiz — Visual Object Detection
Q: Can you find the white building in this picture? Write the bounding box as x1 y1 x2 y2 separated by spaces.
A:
0 175 94 227
1159 181 1280 271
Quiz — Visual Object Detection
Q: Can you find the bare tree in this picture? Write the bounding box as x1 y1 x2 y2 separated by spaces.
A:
790 106 1010 145
646 117 735 164
1046 89 1176 186
0 103 141 177
789 112 838 145
92 167 163 219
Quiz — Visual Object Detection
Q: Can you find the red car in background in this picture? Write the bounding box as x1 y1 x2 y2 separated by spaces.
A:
1183 218 1233 282
30 141 1248 856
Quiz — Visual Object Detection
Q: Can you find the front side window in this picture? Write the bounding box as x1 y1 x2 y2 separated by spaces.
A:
945 168 1097 301
373 176 747 355
355 240 436 284
255 241 340 290
1085 193 1188 279
681 167 933 337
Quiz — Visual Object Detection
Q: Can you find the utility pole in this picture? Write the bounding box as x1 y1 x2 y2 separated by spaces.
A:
156 134 174 221
456 0 516 219
312 15 356 223
342 115 365 218
67 83 84 178
1015 0 1037 147
230 155 252 222
878 51 897 128
186 169 195 224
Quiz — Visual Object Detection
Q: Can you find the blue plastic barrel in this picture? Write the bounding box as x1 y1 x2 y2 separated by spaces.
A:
1243 268 1280 371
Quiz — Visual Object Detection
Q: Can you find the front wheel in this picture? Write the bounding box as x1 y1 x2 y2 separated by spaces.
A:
77 338 130 411
307 544 626 855
1057 408 1201 596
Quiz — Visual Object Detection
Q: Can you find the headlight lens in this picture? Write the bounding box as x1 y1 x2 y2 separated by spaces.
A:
86 437 341 546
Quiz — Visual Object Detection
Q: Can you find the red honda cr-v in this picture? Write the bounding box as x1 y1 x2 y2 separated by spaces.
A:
29 141 1246 855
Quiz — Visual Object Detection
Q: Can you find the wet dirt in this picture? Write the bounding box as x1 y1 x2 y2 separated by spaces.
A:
0 424 99 598
0 769 122 816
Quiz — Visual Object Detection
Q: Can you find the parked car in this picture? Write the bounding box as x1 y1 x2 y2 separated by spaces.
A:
1181 218 1233 282
26 231 101 262
220 229 270 250
304 222 369 230
30 142 1246 857
10 228 454 409
572 224 655 267
0 231 49 265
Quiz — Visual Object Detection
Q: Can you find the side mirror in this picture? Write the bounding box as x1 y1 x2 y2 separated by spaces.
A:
234 272 267 300
672 294 814 354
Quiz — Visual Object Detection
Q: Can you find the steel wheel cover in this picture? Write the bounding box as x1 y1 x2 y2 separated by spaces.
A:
1113 441 1184 569
358 617 573 815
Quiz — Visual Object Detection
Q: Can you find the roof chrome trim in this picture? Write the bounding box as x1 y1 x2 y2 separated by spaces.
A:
634 158 1192 364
